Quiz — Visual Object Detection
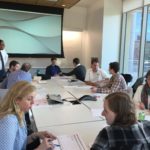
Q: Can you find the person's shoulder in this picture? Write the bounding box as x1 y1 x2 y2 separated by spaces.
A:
114 74 124 80
46 65 51 68
1 49 7 53
137 84 144 90
8 70 18 77
104 125 124 133
80 64 86 68
55 65 60 68
0 114 18 125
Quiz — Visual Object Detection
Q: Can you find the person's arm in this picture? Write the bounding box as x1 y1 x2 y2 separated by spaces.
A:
85 81 97 86
90 128 108 150
0 115 18 150
27 131 56 144
97 76 123 94
63 69 75 76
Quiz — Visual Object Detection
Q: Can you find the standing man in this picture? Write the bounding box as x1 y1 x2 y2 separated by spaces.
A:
0 39 8 81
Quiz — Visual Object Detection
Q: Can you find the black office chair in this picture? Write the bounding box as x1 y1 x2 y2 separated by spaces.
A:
121 73 133 85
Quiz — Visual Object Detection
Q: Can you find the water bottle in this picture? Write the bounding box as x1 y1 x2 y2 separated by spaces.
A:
138 112 145 121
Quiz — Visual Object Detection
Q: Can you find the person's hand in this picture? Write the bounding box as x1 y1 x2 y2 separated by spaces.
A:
35 138 54 150
36 131 56 141
59 72 63 76
139 102 145 110
91 87 97 93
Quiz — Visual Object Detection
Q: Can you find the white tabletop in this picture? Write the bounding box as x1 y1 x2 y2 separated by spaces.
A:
38 120 107 149
32 104 104 129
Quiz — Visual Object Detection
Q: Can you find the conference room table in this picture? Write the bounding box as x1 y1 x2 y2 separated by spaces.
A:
32 104 104 129
38 121 107 148
32 77 107 149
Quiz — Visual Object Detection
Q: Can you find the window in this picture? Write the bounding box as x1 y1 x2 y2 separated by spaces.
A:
123 9 143 84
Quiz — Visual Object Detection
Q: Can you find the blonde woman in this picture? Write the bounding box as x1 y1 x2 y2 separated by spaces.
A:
0 81 56 150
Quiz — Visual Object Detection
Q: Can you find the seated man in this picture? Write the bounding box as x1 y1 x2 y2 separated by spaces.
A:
6 60 20 76
62 58 86 81
45 57 61 77
0 60 20 88
85 57 109 86
7 63 32 88
91 92 150 150
91 62 127 94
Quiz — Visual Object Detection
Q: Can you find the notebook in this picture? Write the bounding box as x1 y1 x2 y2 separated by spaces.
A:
53 133 88 150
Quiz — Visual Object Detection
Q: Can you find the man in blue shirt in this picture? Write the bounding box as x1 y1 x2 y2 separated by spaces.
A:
7 63 32 88
45 57 61 77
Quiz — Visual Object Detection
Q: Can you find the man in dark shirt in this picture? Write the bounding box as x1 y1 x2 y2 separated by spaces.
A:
45 57 61 77
63 58 86 81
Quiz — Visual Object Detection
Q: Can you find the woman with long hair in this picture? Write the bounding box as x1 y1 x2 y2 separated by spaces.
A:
0 81 56 150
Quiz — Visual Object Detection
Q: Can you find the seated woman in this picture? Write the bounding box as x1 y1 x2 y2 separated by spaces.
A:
133 70 150 109
91 92 150 150
0 81 56 150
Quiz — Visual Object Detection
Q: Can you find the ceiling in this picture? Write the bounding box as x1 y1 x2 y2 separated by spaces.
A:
76 0 98 8
0 0 81 9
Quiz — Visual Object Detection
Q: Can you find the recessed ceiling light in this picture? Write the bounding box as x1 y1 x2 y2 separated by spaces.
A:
62 4 66 7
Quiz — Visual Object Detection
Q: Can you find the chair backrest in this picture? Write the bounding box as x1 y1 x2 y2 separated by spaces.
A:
121 74 133 85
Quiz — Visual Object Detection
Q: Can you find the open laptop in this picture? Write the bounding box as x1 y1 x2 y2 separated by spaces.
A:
53 133 88 150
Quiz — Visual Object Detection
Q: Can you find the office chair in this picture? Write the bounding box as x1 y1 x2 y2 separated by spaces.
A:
121 73 133 85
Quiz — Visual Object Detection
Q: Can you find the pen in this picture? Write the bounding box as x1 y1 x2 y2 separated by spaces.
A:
54 144 60 147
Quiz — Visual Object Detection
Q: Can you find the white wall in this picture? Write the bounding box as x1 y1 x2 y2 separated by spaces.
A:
101 0 122 71
84 1 104 68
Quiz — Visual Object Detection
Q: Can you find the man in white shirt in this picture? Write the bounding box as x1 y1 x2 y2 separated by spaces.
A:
0 39 8 81
85 57 109 86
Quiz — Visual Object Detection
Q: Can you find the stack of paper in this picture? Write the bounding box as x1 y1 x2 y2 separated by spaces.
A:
53 133 88 150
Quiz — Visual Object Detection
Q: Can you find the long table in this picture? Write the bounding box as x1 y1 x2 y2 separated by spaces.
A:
32 77 107 149
38 121 107 149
